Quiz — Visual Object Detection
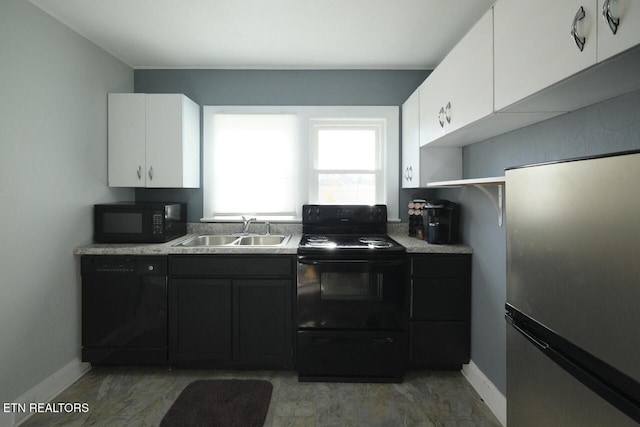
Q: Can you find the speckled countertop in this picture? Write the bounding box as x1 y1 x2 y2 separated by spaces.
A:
73 234 303 255
73 222 472 256
390 234 472 254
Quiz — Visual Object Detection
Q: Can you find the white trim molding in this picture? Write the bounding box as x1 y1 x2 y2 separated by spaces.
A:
4 358 91 427
462 360 507 426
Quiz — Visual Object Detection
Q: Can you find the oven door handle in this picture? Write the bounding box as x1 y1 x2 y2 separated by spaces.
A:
298 258 405 266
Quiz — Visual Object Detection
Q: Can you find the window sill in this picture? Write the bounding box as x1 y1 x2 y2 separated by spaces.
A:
200 216 401 223
200 216 302 223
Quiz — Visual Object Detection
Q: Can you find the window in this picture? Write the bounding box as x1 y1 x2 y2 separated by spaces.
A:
203 112 300 218
310 121 384 205
202 106 399 220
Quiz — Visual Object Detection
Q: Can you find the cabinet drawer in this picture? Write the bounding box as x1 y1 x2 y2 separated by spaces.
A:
297 330 406 379
411 278 470 321
170 255 294 277
410 254 471 278
410 321 470 368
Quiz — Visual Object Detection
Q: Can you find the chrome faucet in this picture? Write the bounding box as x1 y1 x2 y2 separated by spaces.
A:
265 221 271 235
241 216 256 234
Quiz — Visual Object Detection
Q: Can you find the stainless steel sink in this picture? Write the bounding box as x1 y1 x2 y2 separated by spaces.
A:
175 234 291 247
176 235 239 246
237 235 290 246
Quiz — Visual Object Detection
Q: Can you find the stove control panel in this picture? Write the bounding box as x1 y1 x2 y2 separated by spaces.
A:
302 205 387 224
304 205 322 222
368 206 387 221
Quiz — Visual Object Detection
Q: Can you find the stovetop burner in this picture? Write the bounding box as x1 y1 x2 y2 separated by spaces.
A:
307 236 329 243
359 237 393 248
302 235 334 248
299 234 400 250
298 204 405 257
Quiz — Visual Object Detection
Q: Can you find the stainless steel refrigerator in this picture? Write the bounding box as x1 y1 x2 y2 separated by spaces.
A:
505 151 640 426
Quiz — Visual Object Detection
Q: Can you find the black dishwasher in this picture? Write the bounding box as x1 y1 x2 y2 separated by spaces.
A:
81 256 168 365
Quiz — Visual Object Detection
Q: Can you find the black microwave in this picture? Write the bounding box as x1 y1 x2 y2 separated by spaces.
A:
94 202 187 243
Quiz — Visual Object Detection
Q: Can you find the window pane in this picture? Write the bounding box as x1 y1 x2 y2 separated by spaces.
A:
317 129 376 170
318 174 376 204
210 114 297 215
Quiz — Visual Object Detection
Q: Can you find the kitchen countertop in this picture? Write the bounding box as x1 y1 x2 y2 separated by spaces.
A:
390 234 472 254
73 233 303 255
73 233 472 256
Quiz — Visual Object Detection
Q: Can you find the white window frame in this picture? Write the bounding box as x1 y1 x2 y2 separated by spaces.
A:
202 106 399 221
309 120 385 205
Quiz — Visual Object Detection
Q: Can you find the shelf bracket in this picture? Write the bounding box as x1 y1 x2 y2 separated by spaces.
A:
471 183 503 227
426 177 505 227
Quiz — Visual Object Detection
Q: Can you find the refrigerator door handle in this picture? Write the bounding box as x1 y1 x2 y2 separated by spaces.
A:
511 317 550 351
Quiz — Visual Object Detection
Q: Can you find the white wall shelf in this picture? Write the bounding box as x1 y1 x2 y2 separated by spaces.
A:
427 176 505 226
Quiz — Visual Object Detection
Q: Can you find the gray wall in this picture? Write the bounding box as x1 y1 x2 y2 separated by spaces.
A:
436 88 640 395
0 0 133 414
134 69 430 220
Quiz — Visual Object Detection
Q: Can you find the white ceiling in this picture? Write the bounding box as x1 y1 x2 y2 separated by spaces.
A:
28 0 495 70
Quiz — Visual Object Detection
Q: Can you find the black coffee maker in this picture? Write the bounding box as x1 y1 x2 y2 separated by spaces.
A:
424 200 460 244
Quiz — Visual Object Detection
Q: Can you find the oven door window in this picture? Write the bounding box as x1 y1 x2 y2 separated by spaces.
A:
320 272 383 301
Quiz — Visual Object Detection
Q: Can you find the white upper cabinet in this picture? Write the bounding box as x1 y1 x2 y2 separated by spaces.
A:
408 0 640 151
494 1 598 112
402 89 462 188
108 93 200 188
419 9 494 146
401 90 420 188
495 0 640 113
597 0 640 61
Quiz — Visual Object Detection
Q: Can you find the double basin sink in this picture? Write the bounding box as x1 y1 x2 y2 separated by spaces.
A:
175 234 291 247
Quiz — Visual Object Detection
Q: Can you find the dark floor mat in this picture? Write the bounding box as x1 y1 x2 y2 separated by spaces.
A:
160 379 273 427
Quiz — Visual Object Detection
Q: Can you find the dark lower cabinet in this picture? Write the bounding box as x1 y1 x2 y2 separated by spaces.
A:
169 255 294 368
234 279 291 364
171 278 232 361
409 254 471 369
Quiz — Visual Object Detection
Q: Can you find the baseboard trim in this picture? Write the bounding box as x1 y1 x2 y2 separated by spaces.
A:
462 360 507 426
9 358 91 427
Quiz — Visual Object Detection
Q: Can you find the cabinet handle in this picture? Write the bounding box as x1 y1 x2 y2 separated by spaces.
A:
408 166 413 180
570 6 587 52
136 166 142 180
602 0 619 35
445 101 452 124
148 166 154 181
438 106 445 128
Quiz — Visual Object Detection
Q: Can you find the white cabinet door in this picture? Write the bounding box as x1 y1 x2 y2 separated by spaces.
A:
146 94 200 188
495 0 598 111
401 90 420 188
108 93 146 187
418 68 447 146
146 94 184 188
597 0 640 61
440 9 494 134
419 8 493 145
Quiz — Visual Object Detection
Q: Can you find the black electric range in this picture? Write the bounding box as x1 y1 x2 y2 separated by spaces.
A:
296 205 408 382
